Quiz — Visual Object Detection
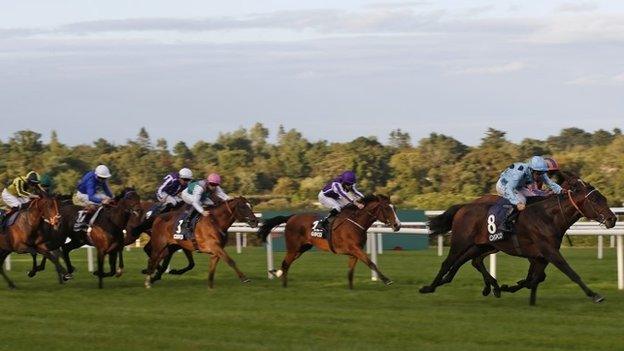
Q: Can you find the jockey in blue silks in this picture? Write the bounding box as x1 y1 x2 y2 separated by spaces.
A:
496 156 563 233
316 171 365 231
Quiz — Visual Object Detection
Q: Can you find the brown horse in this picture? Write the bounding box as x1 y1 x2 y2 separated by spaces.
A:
144 197 259 289
421 178 617 305
87 188 142 288
125 200 196 276
0 197 67 288
257 194 401 289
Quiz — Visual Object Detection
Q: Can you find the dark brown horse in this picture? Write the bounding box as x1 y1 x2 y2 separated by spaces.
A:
421 178 617 305
0 197 67 288
257 194 401 289
86 188 142 288
144 197 258 288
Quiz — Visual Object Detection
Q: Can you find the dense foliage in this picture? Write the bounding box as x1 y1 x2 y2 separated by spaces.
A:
1 125 623 209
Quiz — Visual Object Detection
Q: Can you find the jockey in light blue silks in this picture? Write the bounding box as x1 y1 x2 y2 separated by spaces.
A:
496 156 563 233
316 171 365 231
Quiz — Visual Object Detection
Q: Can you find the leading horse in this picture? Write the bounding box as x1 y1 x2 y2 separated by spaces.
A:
421 178 617 305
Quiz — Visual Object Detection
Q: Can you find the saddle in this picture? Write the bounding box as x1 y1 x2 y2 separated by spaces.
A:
484 198 512 243
173 207 202 241
0 208 20 231
311 215 337 252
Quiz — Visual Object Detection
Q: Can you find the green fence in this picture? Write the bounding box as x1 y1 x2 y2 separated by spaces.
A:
261 209 429 251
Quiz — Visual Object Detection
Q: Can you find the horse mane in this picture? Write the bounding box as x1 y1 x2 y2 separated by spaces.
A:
114 187 138 201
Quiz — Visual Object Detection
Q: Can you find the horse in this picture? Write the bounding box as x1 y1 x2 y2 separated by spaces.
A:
125 200 196 276
144 196 258 289
257 194 401 289
421 178 617 305
84 188 142 288
0 196 68 288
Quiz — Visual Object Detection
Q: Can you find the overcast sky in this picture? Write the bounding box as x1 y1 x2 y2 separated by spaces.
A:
0 0 622 146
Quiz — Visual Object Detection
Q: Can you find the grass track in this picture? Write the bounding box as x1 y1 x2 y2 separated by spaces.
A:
0 246 622 351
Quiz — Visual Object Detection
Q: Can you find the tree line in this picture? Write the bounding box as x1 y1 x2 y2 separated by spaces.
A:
1 124 623 209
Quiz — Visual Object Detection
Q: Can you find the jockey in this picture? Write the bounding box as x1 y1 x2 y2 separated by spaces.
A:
179 173 230 231
527 157 561 196
317 170 365 231
39 174 53 195
73 165 114 230
1 171 43 210
156 168 193 209
496 156 563 233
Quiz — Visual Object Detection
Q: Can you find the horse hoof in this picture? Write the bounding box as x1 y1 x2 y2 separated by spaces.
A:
500 284 510 292
27 271 36 278
482 286 491 296
62 274 72 282
493 288 501 298
592 294 605 303
115 268 123 278
241 277 251 283
168 270 182 275
419 286 435 294
8 284 16 290
384 280 394 286
141 269 149 274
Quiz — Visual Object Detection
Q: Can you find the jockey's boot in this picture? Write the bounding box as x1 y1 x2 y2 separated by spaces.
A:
74 210 89 231
320 208 339 233
500 205 519 234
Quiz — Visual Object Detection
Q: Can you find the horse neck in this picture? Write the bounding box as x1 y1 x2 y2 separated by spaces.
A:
212 203 237 230
539 194 582 236
351 204 379 230
106 202 131 229
24 203 43 234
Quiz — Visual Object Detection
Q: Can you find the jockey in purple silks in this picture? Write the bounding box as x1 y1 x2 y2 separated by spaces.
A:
316 171 365 231
156 168 193 209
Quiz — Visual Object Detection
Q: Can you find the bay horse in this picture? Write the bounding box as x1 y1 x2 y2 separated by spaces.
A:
421 178 617 305
257 194 401 289
0 196 68 288
144 196 258 289
125 200 196 276
87 188 142 288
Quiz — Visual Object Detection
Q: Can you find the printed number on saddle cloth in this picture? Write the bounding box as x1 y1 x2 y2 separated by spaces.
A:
487 214 503 242
311 220 323 238
173 219 184 240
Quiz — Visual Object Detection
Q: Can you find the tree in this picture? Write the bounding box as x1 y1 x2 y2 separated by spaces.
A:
388 129 411 149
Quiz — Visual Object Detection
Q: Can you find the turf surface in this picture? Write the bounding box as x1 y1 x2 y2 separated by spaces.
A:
0 246 622 351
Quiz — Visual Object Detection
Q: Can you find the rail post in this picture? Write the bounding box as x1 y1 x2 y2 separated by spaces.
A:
489 253 497 279
266 233 274 279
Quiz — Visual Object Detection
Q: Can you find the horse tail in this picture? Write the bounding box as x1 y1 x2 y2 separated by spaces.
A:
428 204 465 235
257 215 293 242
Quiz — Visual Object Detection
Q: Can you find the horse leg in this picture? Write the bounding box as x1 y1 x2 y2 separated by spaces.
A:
145 246 170 288
37 255 47 272
471 253 501 297
350 247 393 286
152 246 177 283
97 250 105 289
420 243 470 294
141 240 153 274
116 250 124 277
524 258 548 306
0 250 16 289
437 245 491 288
500 259 539 293
169 249 195 275
62 239 84 274
541 247 602 302
347 255 358 290
208 255 220 289
209 245 249 286
100 251 117 277
28 253 39 278
34 247 69 284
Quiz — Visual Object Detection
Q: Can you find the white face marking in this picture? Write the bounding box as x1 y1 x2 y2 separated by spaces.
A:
390 204 401 226
246 202 252 209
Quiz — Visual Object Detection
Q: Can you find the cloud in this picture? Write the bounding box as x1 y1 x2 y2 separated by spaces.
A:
566 72 624 86
556 2 598 13
449 61 525 75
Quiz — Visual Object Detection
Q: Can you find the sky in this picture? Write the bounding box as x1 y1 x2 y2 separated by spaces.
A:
0 0 623 146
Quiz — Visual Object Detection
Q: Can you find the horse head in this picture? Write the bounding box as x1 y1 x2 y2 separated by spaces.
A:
360 194 401 232
30 196 61 230
114 187 142 216
225 197 259 228
566 178 617 228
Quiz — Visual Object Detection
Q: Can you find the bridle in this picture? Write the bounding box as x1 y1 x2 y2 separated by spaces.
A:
222 198 257 225
345 199 396 232
29 197 61 227
560 186 606 225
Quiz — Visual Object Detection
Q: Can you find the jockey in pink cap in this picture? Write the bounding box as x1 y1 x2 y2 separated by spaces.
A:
176 173 230 239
